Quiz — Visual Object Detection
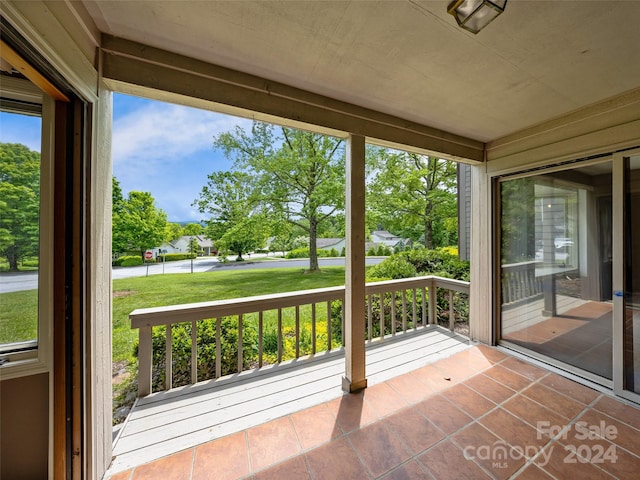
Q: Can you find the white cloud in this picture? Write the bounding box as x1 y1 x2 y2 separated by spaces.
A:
112 101 252 175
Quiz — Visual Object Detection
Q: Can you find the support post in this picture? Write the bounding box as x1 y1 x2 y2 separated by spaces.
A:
343 134 367 393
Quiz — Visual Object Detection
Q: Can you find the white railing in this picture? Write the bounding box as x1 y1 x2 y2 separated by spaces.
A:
130 275 470 396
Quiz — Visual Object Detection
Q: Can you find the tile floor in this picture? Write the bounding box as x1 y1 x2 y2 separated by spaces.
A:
106 345 640 480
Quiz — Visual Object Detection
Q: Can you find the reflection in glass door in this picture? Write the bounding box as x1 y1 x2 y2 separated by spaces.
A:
624 155 640 394
500 161 613 380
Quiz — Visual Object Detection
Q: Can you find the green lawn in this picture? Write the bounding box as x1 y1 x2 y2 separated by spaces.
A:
112 267 347 364
1 267 347 363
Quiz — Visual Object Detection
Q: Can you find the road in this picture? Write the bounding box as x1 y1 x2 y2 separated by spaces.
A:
0 256 385 293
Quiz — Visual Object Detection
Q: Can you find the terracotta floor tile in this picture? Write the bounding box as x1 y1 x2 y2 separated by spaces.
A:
192 431 249 480
578 409 640 455
383 408 445 455
381 460 429 480
442 383 496 418
416 394 473 435
451 421 525 479
539 373 600 406
450 348 494 371
327 390 380 433
535 441 613 480
482 365 532 392
386 370 434 404
502 395 566 436
348 421 412 477
411 364 456 393
131 449 193 480
514 464 555 479
521 383 586 420
593 395 640 430
363 381 409 417
106 470 132 480
290 403 341 450
417 439 491 480
470 344 509 364
479 408 549 452
252 454 310 480
500 357 549 381
247 416 301 472
305 437 368 480
464 373 516 404
559 436 638 479
432 356 478 383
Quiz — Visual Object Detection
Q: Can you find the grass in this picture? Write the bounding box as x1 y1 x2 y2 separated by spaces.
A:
0 267 348 362
112 266 347 364
0 289 38 343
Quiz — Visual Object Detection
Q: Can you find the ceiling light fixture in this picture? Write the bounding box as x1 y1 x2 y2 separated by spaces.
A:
447 0 507 34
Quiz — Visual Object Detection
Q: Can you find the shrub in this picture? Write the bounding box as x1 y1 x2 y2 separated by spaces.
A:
329 248 338 257
375 245 386 256
340 247 345 257
144 317 258 391
114 255 144 267
366 246 376 256
285 248 332 259
366 255 417 280
162 253 197 262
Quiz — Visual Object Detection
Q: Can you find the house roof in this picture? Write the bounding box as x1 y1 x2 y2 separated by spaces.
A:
83 0 640 147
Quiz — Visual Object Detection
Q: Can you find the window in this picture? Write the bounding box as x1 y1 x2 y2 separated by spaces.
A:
0 75 52 377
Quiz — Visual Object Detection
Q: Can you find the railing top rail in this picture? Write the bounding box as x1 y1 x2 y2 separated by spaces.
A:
130 275 470 328
130 285 346 328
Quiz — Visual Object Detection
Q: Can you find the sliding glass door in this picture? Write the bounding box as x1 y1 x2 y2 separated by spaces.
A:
500 160 614 382
624 154 640 395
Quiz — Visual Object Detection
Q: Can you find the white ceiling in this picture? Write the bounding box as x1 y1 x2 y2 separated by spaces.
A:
83 0 640 143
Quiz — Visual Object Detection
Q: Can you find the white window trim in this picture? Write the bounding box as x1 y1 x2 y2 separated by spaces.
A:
0 89 53 381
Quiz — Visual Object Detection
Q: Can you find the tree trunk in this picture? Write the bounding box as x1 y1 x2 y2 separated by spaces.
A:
308 219 319 272
424 203 434 249
7 251 19 271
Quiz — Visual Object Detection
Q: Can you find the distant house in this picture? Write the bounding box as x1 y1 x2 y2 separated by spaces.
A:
369 230 412 250
316 230 411 253
154 235 217 257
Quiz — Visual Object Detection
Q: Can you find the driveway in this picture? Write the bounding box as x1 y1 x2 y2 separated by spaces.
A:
1 256 385 292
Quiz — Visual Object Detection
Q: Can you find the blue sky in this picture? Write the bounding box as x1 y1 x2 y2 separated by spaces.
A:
0 94 252 222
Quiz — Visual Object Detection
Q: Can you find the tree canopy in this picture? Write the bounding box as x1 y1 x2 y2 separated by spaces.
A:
367 149 458 249
112 182 168 258
211 121 345 271
0 143 40 271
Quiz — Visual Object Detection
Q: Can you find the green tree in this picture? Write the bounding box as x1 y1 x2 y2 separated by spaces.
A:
164 222 183 242
187 236 200 256
214 121 345 272
193 171 265 260
367 149 458 249
0 143 40 271
113 190 168 258
182 223 203 235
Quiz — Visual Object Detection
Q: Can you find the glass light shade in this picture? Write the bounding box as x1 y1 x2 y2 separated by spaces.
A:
447 0 507 34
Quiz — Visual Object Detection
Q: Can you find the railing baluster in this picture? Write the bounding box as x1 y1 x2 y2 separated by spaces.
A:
258 311 263 368
379 293 384 340
165 324 172 390
412 288 418 330
277 308 283 362
449 290 454 331
191 320 197 384
295 305 300 358
367 294 372 341
391 290 396 336
428 281 437 324
215 317 221 378
341 303 345 347
326 301 332 351
311 303 316 354
422 287 427 326
238 314 243 373
401 290 407 332
138 326 152 397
